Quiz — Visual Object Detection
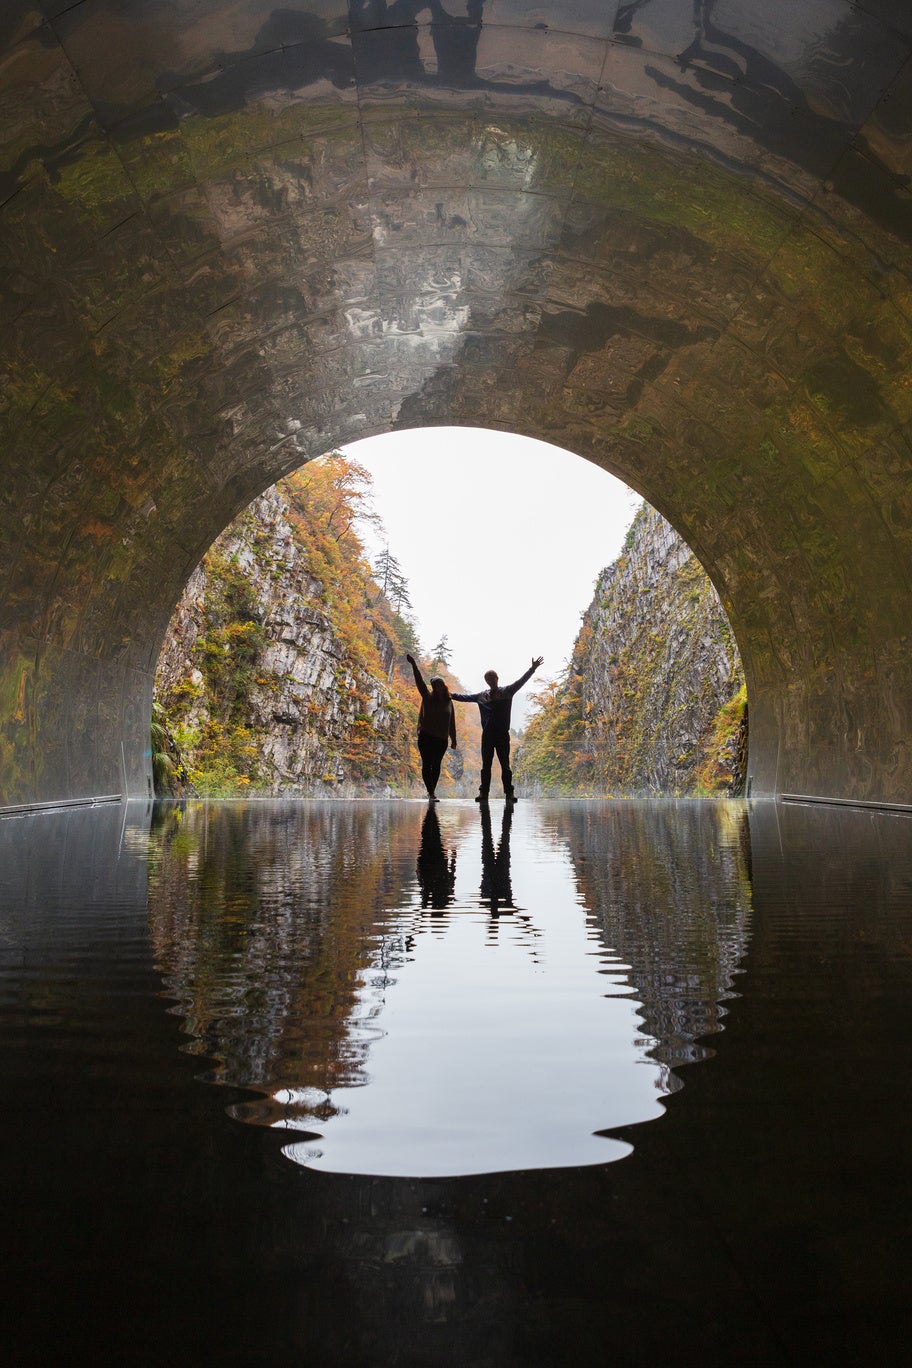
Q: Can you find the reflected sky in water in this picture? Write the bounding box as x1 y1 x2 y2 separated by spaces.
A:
5 797 912 1367
147 799 752 1177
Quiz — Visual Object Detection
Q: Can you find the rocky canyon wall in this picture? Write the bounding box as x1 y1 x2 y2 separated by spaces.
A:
157 470 743 800
154 460 482 796
515 504 746 796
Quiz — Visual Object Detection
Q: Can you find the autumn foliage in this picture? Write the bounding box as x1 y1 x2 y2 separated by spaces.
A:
155 454 483 796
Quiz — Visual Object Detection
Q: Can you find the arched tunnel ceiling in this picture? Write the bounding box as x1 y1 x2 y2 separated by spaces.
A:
2 0 912 807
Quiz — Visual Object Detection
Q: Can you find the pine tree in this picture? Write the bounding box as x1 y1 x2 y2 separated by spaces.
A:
374 546 412 614
431 634 452 670
390 577 412 615
397 615 421 657
374 546 399 596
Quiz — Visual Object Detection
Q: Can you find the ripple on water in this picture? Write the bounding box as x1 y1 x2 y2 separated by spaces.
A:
144 799 753 1177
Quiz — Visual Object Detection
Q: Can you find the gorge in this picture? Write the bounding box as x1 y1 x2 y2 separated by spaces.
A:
156 458 744 798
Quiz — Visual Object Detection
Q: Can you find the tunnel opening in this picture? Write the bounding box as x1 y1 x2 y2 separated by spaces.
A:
151 427 747 800
2 0 911 812
6 10 912 1361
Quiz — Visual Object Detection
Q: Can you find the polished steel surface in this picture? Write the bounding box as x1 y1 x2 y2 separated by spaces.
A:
2 2 912 804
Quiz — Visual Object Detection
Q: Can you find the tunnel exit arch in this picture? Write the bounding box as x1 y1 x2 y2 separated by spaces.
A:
1 1 911 809
152 425 745 798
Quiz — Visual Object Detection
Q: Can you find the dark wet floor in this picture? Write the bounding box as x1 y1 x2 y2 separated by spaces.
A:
1 798 910 1366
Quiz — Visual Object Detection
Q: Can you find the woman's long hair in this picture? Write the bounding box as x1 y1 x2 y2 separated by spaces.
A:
430 676 451 701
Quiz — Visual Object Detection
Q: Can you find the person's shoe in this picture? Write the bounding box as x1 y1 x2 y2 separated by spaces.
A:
505 790 517 803
475 792 489 803
427 794 439 803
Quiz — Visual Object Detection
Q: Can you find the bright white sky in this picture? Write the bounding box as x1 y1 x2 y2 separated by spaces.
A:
343 428 640 726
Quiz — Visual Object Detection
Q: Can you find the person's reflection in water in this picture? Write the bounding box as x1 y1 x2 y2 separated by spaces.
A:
479 801 515 919
416 805 457 912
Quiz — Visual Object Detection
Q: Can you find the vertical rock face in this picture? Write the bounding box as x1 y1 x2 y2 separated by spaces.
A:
155 462 483 796
516 504 746 796
155 469 418 794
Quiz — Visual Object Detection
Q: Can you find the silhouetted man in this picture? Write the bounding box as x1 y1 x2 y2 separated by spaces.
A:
479 801 514 915
452 655 543 802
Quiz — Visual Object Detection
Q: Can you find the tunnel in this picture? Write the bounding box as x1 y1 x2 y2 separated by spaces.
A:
2 0 912 810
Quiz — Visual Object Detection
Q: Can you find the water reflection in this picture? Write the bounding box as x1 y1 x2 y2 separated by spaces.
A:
417 805 457 911
5 799 912 1367
479 802 515 917
147 799 753 1176
552 802 754 1075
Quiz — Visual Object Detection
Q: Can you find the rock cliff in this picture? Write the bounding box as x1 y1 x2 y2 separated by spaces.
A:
515 503 746 796
155 458 482 796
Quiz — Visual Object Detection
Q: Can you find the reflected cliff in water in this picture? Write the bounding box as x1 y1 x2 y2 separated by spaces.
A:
551 801 753 1076
5 799 912 1366
147 799 752 1175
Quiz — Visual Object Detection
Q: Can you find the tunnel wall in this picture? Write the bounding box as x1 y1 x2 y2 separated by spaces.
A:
2 1 912 807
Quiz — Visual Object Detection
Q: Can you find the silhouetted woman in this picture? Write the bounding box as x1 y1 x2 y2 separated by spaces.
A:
416 805 457 910
406 652 457 801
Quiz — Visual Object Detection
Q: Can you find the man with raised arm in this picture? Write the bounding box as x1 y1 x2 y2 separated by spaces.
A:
451 656 543 803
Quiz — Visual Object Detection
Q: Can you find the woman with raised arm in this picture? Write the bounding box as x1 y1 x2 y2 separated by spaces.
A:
405 652 457 802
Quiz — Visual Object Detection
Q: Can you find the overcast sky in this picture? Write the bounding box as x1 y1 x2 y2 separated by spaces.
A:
343 428 640 726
